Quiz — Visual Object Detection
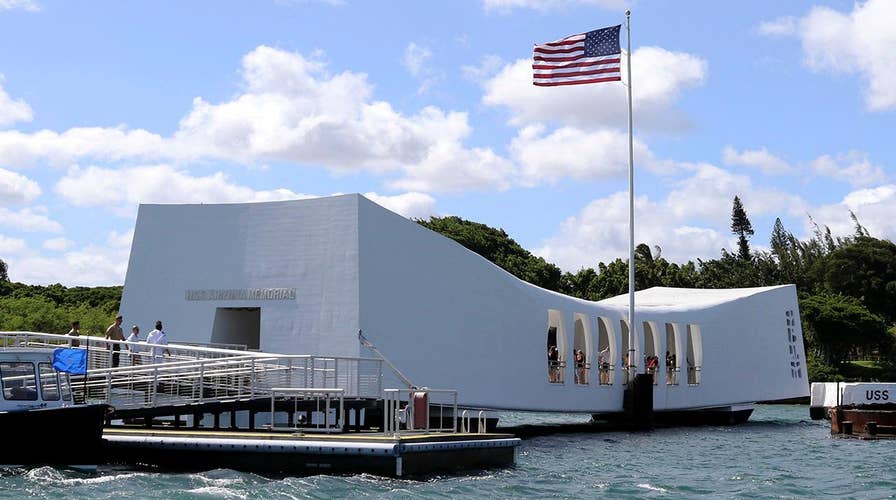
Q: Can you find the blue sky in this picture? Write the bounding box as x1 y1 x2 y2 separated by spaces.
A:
0 0 893 285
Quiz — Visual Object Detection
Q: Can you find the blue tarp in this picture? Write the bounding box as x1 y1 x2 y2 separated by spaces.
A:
52 347 87 375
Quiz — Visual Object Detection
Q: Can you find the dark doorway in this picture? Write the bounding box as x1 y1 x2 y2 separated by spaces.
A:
211 307 260 349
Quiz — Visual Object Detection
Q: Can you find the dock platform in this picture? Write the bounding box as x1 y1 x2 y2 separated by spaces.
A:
103 427 520 477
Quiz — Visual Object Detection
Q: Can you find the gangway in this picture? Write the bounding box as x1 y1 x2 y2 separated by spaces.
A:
1 331 458 434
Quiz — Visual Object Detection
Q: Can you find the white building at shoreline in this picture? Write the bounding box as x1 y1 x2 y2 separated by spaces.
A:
120 194 809 415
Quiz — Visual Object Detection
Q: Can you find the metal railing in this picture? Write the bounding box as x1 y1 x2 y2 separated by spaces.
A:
268 387 345 433
1 332 383 409
548 360 566 384
383 388 458 436
3 331 463 436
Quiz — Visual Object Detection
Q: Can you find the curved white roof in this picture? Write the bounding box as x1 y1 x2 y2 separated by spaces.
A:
599 285 793 311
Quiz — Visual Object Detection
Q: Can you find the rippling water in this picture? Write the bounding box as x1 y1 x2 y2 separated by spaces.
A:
3 405 894 498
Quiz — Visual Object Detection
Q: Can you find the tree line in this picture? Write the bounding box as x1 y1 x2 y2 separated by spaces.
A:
0 275 122 337
418 196 896 381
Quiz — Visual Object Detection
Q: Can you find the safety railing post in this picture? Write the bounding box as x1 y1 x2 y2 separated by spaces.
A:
198 362 205 403
105 369 113 404
250 358 256 399
152 366 159 406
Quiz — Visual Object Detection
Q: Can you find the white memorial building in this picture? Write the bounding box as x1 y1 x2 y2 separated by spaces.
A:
120 194 809 415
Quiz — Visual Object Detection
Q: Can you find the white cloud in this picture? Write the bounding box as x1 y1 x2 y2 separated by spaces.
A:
0 0 38 12
0 76 33 127
535 192 731 270
387 140 516 192
403 42 432 78
810 184 896 243
0 167 40 204
0 46 513 194
402 42 440 94
509 125 663 185
0 206 62 232
483 47 707 130
55 164 314 216
0 127 166 168
722 146 795 175
0 234 27 255
666 162 805 224
809 152 888 188
482 0 626 13
7 243 128 286
362 191 437 219
42 237 72 251
536 163 809 270
760 0 896 111
461 54 504 84
757 16 797 36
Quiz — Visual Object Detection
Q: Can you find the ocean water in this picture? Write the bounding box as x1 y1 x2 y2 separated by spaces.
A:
2 405 894 498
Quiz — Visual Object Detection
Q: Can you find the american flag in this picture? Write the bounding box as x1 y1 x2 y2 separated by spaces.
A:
533 25 622 87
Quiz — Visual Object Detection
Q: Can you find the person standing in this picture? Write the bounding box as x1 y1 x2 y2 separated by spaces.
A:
105 315 126 368
67 320 81 348
126 324 143 365
146 320 171 363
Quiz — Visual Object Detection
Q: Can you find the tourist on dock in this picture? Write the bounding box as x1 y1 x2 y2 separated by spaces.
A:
126 324 143 365
105 314 126 368
67 320 81 348
146 320 171 363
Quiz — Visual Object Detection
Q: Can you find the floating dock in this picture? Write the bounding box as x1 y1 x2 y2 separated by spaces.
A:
103 427 519 477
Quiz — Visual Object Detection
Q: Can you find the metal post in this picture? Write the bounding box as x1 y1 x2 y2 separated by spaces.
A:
625 9 637 381
198 362 205 403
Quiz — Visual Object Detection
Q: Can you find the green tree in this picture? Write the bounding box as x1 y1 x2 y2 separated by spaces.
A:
417 216 562 291
730 196 754 260
800 293 890 366
0 258 7 282
815 236 896 322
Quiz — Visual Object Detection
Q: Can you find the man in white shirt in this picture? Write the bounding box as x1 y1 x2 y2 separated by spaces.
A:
146 320 171 363
126 324 143 365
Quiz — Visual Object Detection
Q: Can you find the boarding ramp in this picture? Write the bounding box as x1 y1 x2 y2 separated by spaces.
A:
1 332 383 409
1 332 461 435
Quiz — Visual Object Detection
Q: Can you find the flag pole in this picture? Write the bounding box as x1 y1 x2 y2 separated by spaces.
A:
625 9 636 383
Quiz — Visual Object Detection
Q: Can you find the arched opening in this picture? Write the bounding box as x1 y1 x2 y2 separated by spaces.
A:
547 310 567 384
643 321 660 384
597 317 615 385
573 314 591 385
665 323 681 385
686 324 703 385
619 319 639 383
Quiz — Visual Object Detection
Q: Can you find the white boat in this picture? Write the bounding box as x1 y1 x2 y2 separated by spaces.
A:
119 194 810 423
0 348 108 468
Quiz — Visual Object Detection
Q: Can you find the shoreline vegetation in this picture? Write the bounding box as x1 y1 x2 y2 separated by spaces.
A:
2 197 894 382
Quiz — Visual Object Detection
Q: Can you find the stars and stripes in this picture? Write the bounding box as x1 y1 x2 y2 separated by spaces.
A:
533 25 622 87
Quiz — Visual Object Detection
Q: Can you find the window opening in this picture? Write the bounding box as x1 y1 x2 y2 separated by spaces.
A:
546 310 567 384
619 320 639 383
643 321 660 384
573 315 591 385
665 323 680 385
597 317 615 385
38 362 60 401
1 362 38 401
686 324 703 385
